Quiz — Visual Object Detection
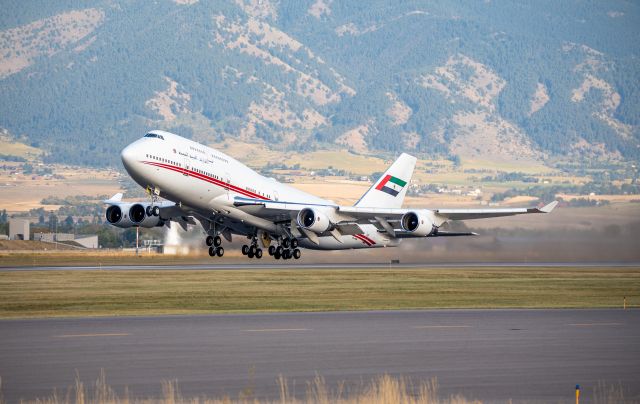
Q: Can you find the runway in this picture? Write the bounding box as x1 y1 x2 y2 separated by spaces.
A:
1 309 639 403
2 261 639 271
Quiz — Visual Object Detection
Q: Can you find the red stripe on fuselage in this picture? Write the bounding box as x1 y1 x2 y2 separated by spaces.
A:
141 160 270 201
359 234 376 245
353 234 374 246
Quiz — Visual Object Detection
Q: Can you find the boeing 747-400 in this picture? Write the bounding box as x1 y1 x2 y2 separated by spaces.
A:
105 130 557 259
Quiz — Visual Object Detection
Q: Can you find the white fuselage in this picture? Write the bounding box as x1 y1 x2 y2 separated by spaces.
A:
121 131 397 250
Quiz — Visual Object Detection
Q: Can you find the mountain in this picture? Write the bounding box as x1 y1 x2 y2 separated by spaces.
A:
0 0 639 167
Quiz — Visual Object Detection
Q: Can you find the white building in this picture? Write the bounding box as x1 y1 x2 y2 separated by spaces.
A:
9 219 29 240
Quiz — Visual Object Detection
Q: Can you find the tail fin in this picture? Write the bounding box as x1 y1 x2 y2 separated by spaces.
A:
355 153 416 209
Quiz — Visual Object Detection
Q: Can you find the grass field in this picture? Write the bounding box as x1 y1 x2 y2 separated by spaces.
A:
0 266 638 318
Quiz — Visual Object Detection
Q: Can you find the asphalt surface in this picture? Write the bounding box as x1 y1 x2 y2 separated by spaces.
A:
2 262 639 271
1 310 639 403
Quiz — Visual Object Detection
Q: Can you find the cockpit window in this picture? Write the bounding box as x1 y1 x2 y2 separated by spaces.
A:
144 133 164 140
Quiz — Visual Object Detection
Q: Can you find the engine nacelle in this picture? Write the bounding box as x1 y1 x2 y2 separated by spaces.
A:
297 208 332 233
129 203 163 228
105 203 134 228
401 211 436 236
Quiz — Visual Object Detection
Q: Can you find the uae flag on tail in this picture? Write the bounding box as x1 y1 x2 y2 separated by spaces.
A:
375 174 407 197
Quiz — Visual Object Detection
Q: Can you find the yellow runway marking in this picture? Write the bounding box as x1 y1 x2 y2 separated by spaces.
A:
412 325 472 329
242 328 310 332
568 323 623 327
53 333 130 338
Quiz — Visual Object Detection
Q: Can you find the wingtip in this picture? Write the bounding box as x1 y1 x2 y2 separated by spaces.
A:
540 200 558 213
103 192 124 204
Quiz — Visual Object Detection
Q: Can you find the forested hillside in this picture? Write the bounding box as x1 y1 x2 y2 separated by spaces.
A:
0 0 638 167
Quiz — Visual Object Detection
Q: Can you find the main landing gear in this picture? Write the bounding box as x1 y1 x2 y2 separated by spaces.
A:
206 235 224 257
242 237 301 260
267 237 301 260
146 205 160 217
242 237 263 259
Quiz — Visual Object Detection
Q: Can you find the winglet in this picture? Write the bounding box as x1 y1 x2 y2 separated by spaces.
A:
103 192 123 203
540 201 558 213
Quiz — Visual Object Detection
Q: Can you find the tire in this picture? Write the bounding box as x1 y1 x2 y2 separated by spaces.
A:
268 245 275 256
152 206 160 216
216 246 224 257
248 249 254 259
256 249 263 259
242 245 249 255
208 247 216 257
291 238 298 249
283 250 290 260
206 235 214 246
146 206 152 216
274 252 281 260
282 238 290 248
276 246 284 256
213 236 222 247
249 245 257 255
293 249 301 259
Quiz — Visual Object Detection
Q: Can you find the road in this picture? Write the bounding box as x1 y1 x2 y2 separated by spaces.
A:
1 309 639 403
2 262 639 271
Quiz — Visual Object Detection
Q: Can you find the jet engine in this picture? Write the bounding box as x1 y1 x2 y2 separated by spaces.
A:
129 203 163 228
400 211 436 236
105 204 134 228
297 208 332 233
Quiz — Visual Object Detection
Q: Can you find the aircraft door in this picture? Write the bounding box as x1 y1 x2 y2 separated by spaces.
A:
183 156 189 176
224 171 231 191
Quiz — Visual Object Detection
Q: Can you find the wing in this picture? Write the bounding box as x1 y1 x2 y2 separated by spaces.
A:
433 201 558 221
232 196 558 240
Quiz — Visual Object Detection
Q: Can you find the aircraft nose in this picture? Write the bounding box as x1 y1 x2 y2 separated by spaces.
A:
120 143 138 172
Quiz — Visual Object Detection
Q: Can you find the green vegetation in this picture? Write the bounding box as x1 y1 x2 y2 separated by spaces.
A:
0 1 638 167
0 267 638 318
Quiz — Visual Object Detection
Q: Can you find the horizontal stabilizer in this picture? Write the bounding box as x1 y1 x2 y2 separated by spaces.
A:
429 231 478 237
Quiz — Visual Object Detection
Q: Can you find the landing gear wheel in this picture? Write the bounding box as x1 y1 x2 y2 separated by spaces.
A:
208 247 216 257
152 206 160 216
283 250 291 260
242 245 249 255
249 245 257 256
213 236 222 247
292 248 301 259
206 235 214 246
248 249 255 259
282 238 291 248
274 251 281 260
276 246 284 256
146 206 152 216
268 245 275 256
216 246 224 257
291 238 298 249
255 249 263 259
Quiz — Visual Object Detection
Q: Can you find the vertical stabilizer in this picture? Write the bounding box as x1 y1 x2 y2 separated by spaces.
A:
354 153 416 209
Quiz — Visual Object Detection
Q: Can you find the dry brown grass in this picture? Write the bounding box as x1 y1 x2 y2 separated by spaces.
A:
8 372 637 404
9 371 481 404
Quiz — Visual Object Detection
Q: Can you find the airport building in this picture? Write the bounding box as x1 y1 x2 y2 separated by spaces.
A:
9 219 29 240
33 232 99 249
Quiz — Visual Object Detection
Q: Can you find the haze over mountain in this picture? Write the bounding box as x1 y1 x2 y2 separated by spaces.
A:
0 0 638 167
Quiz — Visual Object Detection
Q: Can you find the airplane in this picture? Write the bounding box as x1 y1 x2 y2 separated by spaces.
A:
105 129 557 260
